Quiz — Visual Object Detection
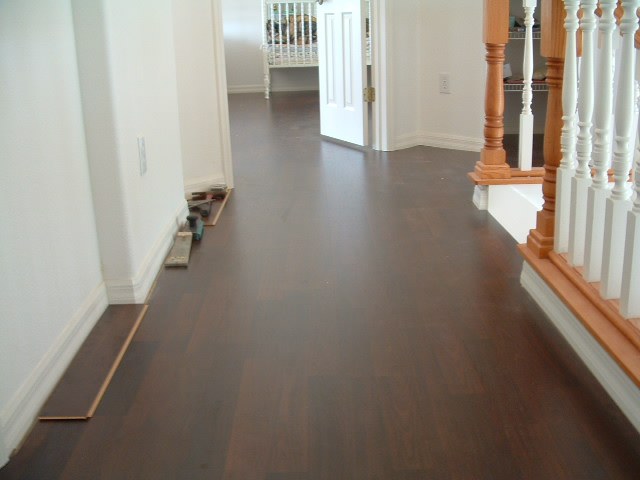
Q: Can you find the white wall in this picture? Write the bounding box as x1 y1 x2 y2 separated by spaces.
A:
0 0 107 465
173 0 231 192
380 0 485 152
73 0 188 303
221 0 319 93
382 0 423 148
0 0 233 466
418 1 485 150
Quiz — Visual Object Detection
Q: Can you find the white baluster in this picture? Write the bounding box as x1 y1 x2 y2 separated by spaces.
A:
286 2 291 60
263 2 272 99
518 0 537 172
568 0 598 265
293 2 298 64
277 4 283 65
584 0 617 282
601 0 640 299
301 2 307 63
621 102 640 317
554 0 580 253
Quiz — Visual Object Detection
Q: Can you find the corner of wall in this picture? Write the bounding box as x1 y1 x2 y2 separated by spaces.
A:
0 283 108 465
389 133 483 152
211 0 234 189
184 174 227 196
106 200 188 304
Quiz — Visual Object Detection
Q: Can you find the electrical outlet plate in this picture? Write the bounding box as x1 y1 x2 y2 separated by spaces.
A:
439 73 451 94
137 136 147 176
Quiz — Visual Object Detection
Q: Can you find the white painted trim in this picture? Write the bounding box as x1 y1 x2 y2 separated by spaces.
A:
210 0 234 188
421 133 483 152
387 134 427 151
521 261 640 433
227 84 320 94
0 422 7 468
0 283 109 465
371 0 389 152
183 174 227 196
106 201 188 304
390 133 484 152
488 184 542 243
473 185 489 210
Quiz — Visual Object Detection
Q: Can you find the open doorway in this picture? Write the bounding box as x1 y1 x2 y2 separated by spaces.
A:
220 0 386 150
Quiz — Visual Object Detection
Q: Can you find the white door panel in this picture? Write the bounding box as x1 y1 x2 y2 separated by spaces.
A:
318 0 367 146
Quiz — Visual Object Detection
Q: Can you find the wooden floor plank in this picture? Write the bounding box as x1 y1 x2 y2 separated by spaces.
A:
38 305 148 420
205 188 232 226
3 92 640 480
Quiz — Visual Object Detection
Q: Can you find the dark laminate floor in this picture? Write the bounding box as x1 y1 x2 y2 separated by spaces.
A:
2 92 639 479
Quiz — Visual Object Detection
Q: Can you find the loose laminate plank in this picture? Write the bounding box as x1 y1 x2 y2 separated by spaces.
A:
39 304 148 420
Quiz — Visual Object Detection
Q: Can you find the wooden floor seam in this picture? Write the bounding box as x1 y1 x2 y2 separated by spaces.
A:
4 92 639 480
38 305 149 421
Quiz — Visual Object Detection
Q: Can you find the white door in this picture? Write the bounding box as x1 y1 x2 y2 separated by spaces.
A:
317 0 368 146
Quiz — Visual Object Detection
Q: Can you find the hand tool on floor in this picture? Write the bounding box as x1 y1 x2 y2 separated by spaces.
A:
187 215 204 241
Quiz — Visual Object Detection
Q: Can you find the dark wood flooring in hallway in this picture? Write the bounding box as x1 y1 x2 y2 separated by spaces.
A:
2 92 640 479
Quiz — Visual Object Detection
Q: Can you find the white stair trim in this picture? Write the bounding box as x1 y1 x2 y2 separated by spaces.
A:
521 261 640 433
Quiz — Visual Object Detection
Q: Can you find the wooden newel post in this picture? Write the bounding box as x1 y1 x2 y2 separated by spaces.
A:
527 0 566 257
475 0 511 180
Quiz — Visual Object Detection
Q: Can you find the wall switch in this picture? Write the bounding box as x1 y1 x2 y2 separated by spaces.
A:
439 73 451 94
137 136 147 176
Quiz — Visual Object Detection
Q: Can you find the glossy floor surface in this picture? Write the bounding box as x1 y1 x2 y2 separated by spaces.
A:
2 92 639 479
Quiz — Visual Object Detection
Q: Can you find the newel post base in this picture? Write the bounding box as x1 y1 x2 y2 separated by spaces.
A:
527 224 555 258
525 0 566 257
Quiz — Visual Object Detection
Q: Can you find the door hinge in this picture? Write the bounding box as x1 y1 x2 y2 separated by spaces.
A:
363 87 376 103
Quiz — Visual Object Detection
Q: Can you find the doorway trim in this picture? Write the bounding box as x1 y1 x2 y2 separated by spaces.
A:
210 0 234 188
214 0 390 154
316 0 391 150
371 0 390 151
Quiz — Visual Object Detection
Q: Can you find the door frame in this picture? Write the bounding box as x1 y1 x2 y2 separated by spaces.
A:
212 0 390 153
210 0 234 188
370 0 390 151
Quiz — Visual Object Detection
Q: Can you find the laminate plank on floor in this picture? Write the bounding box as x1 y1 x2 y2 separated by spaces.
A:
38 304 148 420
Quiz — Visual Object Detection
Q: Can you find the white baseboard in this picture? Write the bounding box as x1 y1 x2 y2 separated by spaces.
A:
227 84 319 94
488 184 542 243
106 201 189 304
521 261 640 433
0 283 109 466
390 133 483 152
227 84 264 94
473 185 489 211
183 175 226 196
0 423 7 469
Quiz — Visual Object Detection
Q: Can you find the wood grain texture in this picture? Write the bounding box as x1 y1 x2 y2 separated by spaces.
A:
541 0 568 58
38 305 148 420
476 42 510 179
528 0 566 258
2 92 640 480
483 0 509 44
199 188 233 227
